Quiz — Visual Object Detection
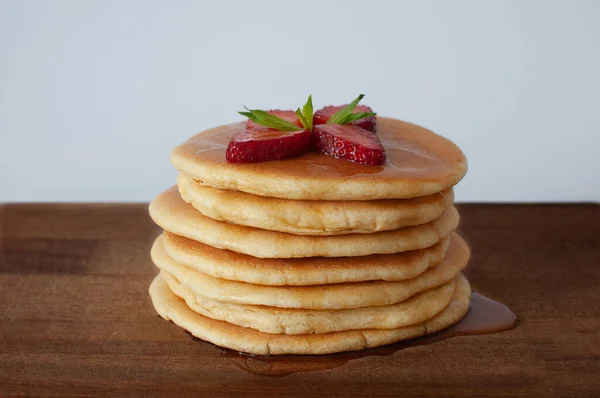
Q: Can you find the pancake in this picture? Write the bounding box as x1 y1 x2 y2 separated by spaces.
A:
150 234 470 309
149 188 460 258
170 117 467 201
149 273 471 355
163 231 455 286
161 270 455 334
178 173 454 235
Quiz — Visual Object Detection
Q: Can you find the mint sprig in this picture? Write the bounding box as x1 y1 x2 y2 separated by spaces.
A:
239 107 302 132
240 94 375 132
295 95 313 132
327 94 376 125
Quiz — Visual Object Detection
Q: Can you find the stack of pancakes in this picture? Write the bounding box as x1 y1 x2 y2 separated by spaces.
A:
149 117 469 355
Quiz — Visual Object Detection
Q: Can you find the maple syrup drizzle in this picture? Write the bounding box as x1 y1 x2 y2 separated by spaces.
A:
218 293 517 377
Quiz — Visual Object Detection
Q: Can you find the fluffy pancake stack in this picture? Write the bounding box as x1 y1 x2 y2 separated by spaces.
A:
149 117 470 355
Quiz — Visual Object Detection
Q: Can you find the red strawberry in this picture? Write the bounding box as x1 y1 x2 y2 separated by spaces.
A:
246 110 303 130
226 128 311 163
313 124 386 165
314 104 376 132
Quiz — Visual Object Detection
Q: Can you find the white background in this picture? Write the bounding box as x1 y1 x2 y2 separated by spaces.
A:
1 0 599 203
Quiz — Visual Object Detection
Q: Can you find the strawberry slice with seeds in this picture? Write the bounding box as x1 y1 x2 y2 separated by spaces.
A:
226 128 311 163
246 110 303 130
313 124 386 165
314 104 376 132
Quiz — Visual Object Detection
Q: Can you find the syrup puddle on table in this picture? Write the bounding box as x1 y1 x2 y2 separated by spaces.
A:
216 293 518 377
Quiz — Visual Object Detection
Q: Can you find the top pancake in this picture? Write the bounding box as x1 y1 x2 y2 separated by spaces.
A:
170 117 467 200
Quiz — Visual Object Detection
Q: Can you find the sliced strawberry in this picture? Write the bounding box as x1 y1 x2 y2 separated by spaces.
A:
246 110 303 130
313 104 376 132
313 124 386 165
226 128 311 163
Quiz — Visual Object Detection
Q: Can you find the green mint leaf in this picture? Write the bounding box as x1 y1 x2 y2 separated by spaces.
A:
337 111 377 124
302 95 313 131
327 93 364 125
295 108 308 131
238 107 302 132
295 95 314 131
327 94 376 125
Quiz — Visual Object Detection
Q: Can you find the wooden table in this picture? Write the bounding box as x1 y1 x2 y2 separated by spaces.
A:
1 203 598 397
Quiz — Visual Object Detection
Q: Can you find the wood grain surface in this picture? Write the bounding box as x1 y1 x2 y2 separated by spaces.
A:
0 203 599 397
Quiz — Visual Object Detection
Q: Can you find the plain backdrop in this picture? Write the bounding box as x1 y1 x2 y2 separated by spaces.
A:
1 0 599 203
